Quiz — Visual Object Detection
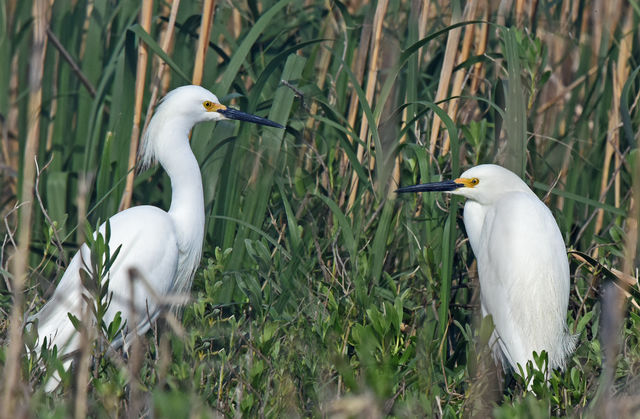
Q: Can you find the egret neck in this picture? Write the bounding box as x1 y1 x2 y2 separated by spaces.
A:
145 114 205 294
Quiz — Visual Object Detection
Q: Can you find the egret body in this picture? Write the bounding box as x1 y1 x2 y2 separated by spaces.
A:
397 164 576 372
31 85 283 390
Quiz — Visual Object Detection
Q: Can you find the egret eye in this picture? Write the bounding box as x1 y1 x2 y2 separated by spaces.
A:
203 100 214 110
470 177 479 186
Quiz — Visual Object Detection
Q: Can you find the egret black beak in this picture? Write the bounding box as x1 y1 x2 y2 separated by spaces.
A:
396 179 463 193
217 107 284 129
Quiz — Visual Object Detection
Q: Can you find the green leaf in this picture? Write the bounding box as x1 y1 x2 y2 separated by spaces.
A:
315 192 356 268
128 24 190 83
216 0 295 96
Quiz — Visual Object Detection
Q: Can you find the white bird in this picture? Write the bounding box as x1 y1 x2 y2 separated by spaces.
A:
397 164 576 373
30 85 283 390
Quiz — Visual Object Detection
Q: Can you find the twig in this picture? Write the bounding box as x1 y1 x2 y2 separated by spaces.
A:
46 27 96 98
542 169 562 202
34 155 68 267
2 202 27 258
574 148 628 244
281 79 309 113
127 268 143 419
537 64 599 114
74 305 91 419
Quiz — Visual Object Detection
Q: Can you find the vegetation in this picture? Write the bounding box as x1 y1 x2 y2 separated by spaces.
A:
1 0 639 417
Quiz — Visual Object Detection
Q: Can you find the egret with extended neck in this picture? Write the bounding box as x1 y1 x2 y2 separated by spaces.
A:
31 85 283 391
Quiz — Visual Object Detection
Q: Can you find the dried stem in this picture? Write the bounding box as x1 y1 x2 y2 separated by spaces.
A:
1 0 49 415
46 28 96 97
428 4 462 159
442 1 479 155
337 11 371 208
119 0 153 211
142 0 181 135
346 0 388 212
192 0 216 86
34 156 68 268
593 12 632 241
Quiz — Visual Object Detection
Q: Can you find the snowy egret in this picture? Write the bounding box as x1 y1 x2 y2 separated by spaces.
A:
30 85 283 390
397 164 576 372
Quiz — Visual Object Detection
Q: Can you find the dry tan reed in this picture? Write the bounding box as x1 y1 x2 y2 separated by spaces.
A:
120 0 153 212
346 0 388 211
192 0 216 86
1 1 49 416
337 9 372 208
143 0 181 135
442 0 478 155
428 4 461 159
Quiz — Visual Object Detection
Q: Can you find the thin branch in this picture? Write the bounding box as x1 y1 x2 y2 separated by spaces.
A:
34 155 68 267
46 27 96 98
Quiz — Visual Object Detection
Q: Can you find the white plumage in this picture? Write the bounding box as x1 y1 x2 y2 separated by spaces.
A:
398 164 576 372
30 85 282 391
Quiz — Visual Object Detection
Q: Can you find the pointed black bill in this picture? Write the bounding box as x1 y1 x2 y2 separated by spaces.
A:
217 107 284 128
396 179 463 194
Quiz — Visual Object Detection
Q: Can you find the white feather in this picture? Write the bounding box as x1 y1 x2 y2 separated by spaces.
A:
457 164 576 372
30 86 226 390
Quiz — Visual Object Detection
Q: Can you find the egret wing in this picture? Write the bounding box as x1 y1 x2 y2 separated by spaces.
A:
476 191 570 370
32 205 179 357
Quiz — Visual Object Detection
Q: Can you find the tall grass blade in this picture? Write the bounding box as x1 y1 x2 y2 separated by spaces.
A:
215 0 294 96
228 54 304 265
502 27 527 177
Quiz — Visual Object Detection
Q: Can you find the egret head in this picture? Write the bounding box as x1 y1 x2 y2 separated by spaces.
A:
155 85 283 127
396 164 531 205
140 85 283 169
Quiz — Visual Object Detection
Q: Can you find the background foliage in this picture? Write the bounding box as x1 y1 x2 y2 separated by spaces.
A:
1 0 640 417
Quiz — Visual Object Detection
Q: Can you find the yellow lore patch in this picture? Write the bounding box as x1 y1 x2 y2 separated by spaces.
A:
454 177 480 188
203 101 226 112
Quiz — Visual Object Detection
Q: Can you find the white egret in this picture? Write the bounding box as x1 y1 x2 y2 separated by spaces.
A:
30 85 283 390
397 164 576 373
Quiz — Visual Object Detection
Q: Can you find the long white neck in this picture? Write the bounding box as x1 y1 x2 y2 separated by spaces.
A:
145 116 205 261
163 136 205 243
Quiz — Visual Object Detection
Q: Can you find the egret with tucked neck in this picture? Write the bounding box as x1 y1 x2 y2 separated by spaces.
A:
31 85 283 391
397 164 576 374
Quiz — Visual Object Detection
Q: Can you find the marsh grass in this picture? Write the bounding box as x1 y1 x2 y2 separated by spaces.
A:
1 0 639 417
